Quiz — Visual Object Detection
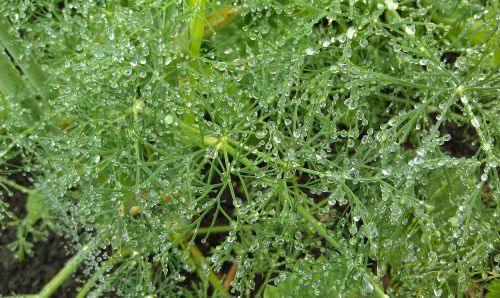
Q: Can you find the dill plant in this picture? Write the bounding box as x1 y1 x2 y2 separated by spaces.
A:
0 0 499 297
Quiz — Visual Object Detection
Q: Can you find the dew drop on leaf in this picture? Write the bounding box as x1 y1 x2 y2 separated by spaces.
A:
405 25 416 35
305 48 315 55
164 114 173 125
382 167 392 176
359 38 368 48
346 27 357 39
205 147 218 159
471 116 481 128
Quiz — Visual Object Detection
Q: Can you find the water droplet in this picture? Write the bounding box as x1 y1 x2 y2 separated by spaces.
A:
428 251 438 263
164 114 174 125
385 0 398 10
295 231 302 239
405 25 415 35
346 27 357 39
205 147 218 159
130 59 138 67
347 167 359 179
93 154 101 163
382 167 392 176
359 38 368 48
419 58 428 66
122 231 130 241
437 272 446 282
256 130 267 139
434 288 442 297
305 48 316 55
471 116 481 128
481 173 488 181
494 254 500 263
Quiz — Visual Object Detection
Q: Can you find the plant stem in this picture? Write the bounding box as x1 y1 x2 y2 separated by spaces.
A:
296 206 342 251
223 263 238 290
172 6 239 60
0 176 33 194
188 0 207 59
196 225 231 234
202 135 387 297
204 7 239 38
182 241 229 295
3 241 96 298
195 224 251 234
296 205 387 297
7 241 96 298
75 255 118 298
0 15 48 99
37 242 95 298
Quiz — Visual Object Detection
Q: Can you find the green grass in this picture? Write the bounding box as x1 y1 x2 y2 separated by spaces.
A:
0 0 499 297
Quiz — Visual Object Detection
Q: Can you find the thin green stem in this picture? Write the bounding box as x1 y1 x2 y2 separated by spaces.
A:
37 241 96 298
196 225 232 234
296 206 342 250
0 176 33 194
181 241 229 296
188 0 207 59
75 256 118 298
296 205 387 297
201 134 387 297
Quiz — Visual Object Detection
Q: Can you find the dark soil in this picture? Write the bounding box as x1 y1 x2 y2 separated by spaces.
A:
0 230 80 297
440 122 479 158
0 165 80 297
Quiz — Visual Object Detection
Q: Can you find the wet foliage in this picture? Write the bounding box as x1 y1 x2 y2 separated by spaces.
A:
0 0 499 297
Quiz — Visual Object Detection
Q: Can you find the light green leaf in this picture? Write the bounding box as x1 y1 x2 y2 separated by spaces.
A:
25 191 48 225
486 279 500 298
263 285 280 298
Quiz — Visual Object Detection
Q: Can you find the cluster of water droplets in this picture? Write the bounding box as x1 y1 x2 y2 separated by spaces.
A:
1 0 498 296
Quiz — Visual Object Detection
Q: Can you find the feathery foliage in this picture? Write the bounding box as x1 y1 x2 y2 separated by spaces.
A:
0 0 499 297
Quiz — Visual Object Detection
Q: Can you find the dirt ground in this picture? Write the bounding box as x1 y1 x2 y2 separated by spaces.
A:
0 169 79 297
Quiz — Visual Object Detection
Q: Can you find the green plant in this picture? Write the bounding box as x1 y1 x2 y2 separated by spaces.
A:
0 0 499 297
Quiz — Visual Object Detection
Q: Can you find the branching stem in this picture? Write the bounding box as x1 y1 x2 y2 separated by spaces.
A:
188 0 207 59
